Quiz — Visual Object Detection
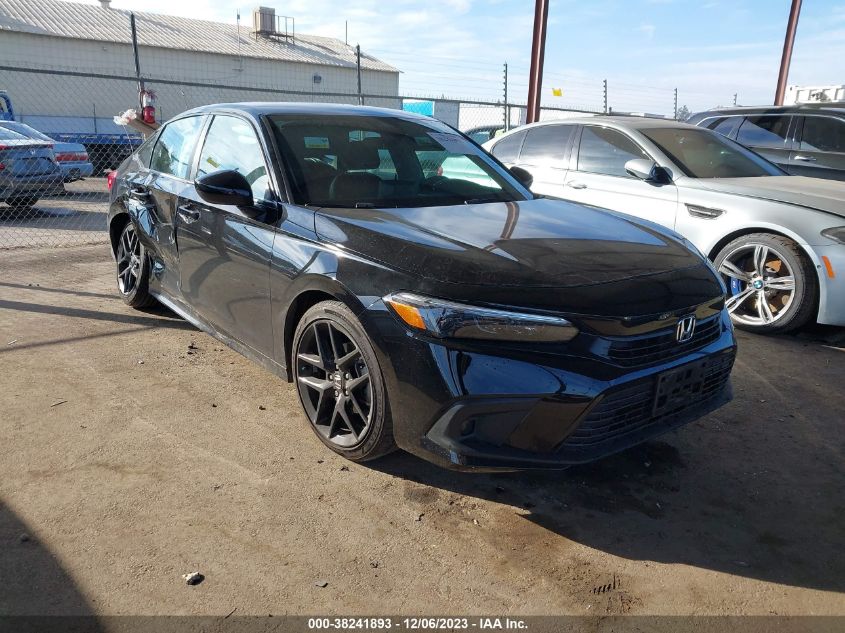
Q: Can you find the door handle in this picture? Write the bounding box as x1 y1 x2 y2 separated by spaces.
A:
793 155 817 162
177 204 200 222
567 182 588 189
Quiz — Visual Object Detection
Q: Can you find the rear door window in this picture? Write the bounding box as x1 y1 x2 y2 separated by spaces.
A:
150 115 205 179
577 126 649 178
799 116 845 153
490 130 527 163
519 125 575 167
736 115 792 148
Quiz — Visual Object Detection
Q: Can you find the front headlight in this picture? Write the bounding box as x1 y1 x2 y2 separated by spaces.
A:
821 227 845 245
383 292 579 342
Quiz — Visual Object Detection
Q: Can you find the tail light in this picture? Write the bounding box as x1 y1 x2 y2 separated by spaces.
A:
107 170 117 190
55 152 89 162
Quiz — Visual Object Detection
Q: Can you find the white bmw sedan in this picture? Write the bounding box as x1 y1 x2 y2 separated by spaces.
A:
484 117 845 334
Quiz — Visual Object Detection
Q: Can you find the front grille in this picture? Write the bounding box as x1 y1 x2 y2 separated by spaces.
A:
561 352 734 449
607 314 722 367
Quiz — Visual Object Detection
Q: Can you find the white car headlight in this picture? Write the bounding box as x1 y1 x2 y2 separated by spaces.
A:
383 292 579 342
821 227 845 245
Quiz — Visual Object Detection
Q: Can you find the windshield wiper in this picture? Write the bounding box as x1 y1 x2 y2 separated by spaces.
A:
464 196 509 205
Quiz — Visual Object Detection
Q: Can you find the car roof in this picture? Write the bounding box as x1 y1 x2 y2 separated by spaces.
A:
175 102 436 125
495 115 697 135
690 104 845 118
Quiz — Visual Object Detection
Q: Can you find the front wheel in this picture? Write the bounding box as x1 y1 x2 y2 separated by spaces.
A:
714 233 817 334
293 301 396 462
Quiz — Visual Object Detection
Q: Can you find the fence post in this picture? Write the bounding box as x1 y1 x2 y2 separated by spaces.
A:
129 13 144 109
673 88 678 120
356 44 363 105
602 79 608 114
503 62 509 131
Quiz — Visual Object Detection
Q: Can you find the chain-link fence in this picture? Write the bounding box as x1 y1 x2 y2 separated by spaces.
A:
0 61 709 250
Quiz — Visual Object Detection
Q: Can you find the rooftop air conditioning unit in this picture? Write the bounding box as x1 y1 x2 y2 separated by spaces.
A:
253 6 275 36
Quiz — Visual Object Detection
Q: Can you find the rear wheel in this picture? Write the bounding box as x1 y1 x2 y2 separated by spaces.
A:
293 301 396 462
714 233 816 334
115 221 156 308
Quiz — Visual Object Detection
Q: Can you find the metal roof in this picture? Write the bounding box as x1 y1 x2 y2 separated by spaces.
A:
0 0 399 74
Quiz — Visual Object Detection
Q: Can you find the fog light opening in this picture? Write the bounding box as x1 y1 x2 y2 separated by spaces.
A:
460 418 476 437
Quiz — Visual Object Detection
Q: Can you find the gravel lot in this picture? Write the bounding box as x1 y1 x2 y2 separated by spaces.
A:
1 245 843 617
0 179 109 250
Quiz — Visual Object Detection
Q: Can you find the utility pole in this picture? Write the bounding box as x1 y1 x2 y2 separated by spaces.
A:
733 93 738 106
356 44 363 105
602 79 608 114
526 0 549 123
129 13 144 109
673 88 678 120
775 0 802 105
503 63 509 131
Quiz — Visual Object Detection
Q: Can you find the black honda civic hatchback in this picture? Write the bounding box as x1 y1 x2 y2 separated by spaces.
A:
108 103 736 471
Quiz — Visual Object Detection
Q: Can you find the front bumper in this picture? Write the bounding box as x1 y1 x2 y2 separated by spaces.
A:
363 305 737 471
812 244 845 327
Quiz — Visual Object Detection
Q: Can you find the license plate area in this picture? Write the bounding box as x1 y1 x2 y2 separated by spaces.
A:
653 359 707 417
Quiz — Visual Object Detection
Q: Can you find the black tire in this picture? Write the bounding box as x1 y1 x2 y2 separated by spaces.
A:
115 221 156 309
714 233 817 334
7 196 38 210
292 301 397 462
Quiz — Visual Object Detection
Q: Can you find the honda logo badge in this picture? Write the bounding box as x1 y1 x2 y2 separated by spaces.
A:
676 316 696 343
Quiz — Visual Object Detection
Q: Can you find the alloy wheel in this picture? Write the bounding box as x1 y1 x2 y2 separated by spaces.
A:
116 223 142 295
718 243 796 327
295 319 373 448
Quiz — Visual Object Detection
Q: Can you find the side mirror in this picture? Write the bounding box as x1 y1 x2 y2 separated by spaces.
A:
625 158 672 184
509 165 534 189
195 169 253 206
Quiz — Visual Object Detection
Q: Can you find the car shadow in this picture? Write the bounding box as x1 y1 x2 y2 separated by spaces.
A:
0 498 104 626
371 331 845 594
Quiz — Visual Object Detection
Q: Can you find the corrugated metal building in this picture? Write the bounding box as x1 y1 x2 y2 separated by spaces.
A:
0 0 400 128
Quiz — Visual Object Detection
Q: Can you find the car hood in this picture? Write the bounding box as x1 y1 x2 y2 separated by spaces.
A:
686 176 845 218
315 197 723 318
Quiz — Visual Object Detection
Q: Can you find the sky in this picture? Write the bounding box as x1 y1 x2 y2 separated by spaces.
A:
72 0 845 115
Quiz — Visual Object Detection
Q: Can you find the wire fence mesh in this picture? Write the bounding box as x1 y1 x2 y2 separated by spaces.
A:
0 61 722 251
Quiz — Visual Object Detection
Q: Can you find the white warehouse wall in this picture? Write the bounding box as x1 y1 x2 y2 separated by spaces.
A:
0 31 400 128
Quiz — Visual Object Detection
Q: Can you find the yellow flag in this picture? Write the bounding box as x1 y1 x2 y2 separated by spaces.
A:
552 87 563 97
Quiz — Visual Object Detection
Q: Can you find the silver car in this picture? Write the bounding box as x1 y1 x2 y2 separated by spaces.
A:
484 117 845 334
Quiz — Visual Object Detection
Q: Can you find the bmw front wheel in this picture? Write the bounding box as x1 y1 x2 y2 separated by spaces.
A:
714 233 816 334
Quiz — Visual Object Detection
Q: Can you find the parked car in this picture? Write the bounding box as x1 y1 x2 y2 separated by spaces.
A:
464 125 505 144
108 103 735 470
0 126 63 210
484 117 845 334
0 120 93 183
686 105 845 182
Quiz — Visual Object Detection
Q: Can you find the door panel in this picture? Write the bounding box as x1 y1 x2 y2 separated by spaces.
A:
788 115 845 181
512 124 575 198
177 195 276 357
176 114 277 359
735 115 793 172
564 125 679 230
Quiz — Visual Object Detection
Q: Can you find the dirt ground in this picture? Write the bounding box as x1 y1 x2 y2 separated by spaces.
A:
0 244 843 617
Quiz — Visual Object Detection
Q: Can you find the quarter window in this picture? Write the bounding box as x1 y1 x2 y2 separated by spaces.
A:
197 115 271 201
490 130 527 163
736 115 791 148
799 117 845 153
150 116 204 179
577 126 649 178
706 117 741 138
519 125 575 167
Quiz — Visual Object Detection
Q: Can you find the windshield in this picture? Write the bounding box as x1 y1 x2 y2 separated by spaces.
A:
0 121 52 142
641 127 785 178
267 114 529 208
